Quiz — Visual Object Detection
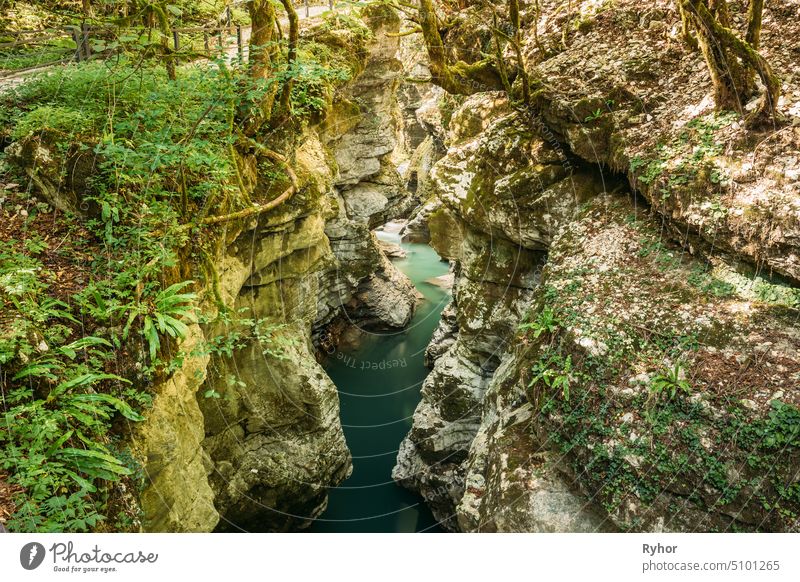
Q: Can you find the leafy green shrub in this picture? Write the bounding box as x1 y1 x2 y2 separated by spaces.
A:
761 401 800 449
530 351 574 402
519 305 560 339
121 281 198 361
11 106 94 139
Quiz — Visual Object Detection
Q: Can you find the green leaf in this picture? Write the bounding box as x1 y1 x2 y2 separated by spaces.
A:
13 362 60 381
123 310 139 339
45 429 74 456
143 316 159 360
58 448 132 476
59 336 112 359
163 315 189 339
52 372 129 396
67 409 104 427
71 393 144 422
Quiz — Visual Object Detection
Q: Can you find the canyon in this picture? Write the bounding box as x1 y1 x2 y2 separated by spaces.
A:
71 1 800 533
2 0 799 534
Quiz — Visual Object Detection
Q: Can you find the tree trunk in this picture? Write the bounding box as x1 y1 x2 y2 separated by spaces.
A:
688 1 743 112
683 0 781 126
278 0 299 114
139 4 176 80
248 0 278 81
418 0 505 95
247 0 279 129
746 0 763 49
710 0 754 100
677 1 699 50
509 0 530 103
152 4 176 81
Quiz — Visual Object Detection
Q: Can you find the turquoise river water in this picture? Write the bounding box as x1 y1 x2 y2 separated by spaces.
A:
310 230 450 532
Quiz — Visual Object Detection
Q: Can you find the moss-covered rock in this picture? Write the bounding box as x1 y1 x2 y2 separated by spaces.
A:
132 324 219 532
512 193 800 532
394 93 604 530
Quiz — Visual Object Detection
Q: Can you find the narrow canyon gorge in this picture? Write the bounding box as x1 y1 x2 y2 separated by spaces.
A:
1 0 798 534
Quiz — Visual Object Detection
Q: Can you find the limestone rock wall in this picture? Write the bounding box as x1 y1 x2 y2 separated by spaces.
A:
314 4 419 339
131 324 219 532
136 6 421 532
393 93 606 530
395 0 800 532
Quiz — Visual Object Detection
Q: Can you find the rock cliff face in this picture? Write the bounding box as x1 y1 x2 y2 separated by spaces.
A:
314 6 419 339
197 140 349 531
393 93 607 529
395 0 800 532
135 6 420 532
131 323 219 532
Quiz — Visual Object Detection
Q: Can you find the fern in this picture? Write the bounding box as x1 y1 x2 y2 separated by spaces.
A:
122 280 198 360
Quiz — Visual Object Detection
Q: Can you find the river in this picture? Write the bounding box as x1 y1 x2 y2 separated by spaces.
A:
310 225 450 532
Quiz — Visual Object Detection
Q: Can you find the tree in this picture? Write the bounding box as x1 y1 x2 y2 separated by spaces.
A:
418 0 506 95
507 0 530 103
277 0 299 114
248 0 278 80
150 2 176 81
680 0 781 126
114 1 177 80
246 0 279 130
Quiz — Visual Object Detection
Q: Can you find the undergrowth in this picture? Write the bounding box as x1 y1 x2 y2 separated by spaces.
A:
0 11 363 531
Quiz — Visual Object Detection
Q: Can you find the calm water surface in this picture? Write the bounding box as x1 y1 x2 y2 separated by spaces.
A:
310 230 450 532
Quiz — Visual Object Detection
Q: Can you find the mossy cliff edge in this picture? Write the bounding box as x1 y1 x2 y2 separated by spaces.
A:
135 5 418 532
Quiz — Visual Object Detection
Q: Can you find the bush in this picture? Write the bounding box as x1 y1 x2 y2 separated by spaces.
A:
12 105 94 139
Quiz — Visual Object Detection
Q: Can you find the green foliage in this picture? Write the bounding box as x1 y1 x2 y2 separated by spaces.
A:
637 237 682 271
530 351 574 402
0 242 72 365
0 37 76 72
196 310 298 400
281 41 355 117
648 362 692 401
4 60 240 220
630 111 737 194
629 154 665 186
751 278 800 308
760 401 800 449
120 281 198 361
199 308 297 361
0 243 147 532
519 305 560 338
11 105 93 139
687 264 736 298
524 207 799 530
584 108 603 122
320 9 374 43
